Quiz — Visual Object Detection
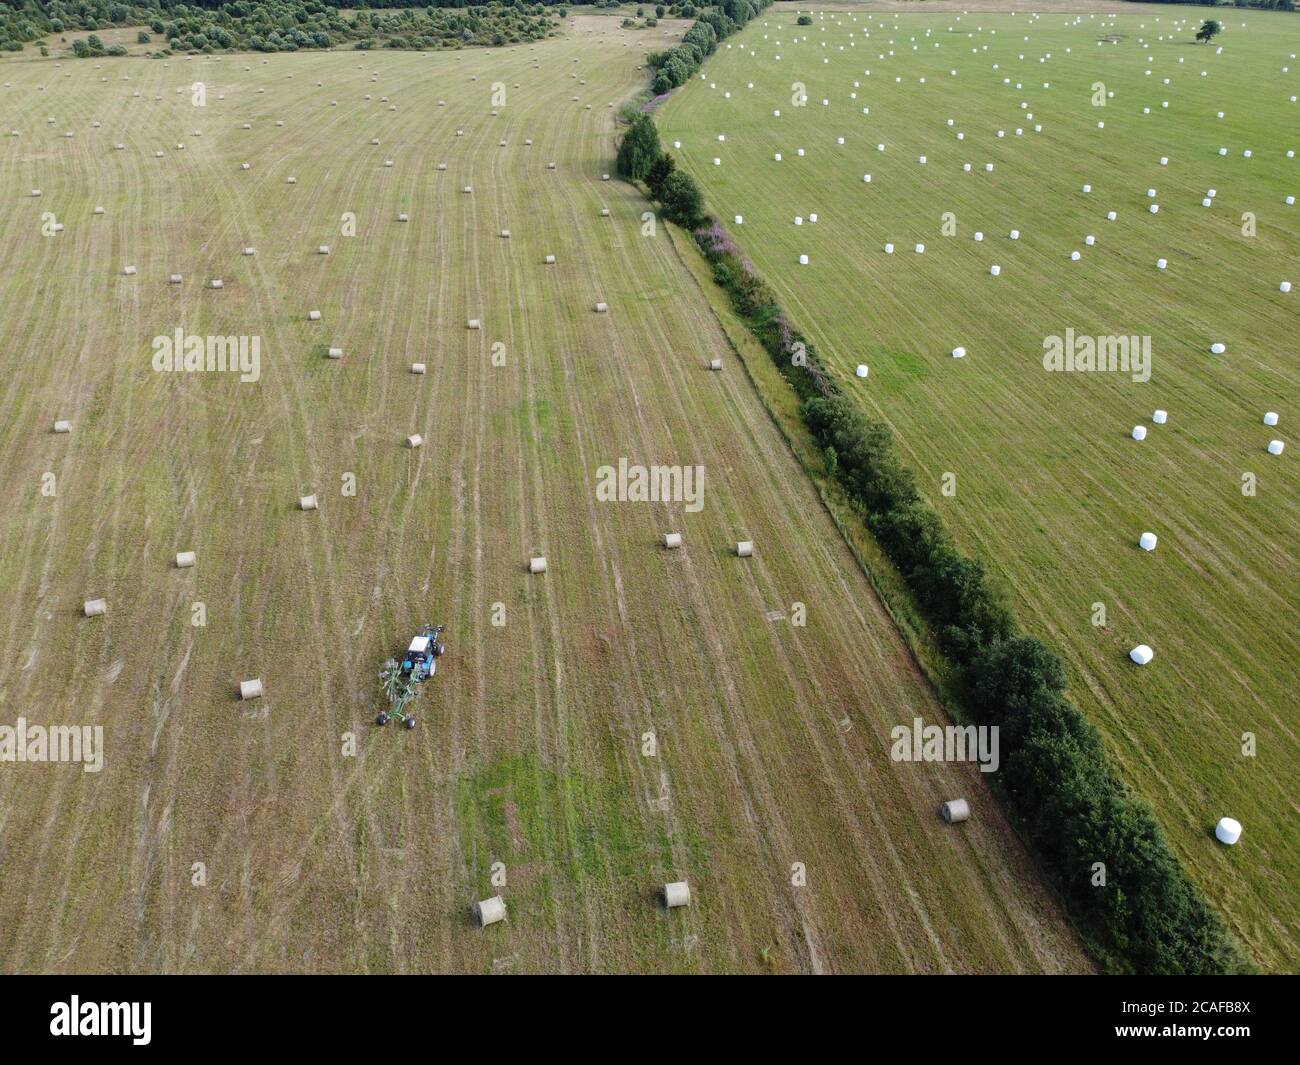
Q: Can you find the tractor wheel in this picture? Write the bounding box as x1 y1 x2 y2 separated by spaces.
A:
433 642 445 657
405 716 416 730
376 712 388 726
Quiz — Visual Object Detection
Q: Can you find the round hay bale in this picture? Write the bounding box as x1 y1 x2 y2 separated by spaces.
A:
1139 532 1157 551
239 679 263 700
1215 817 1242 846
308 310 321 321
411 362 426 375
1152 410 1168 424
856 364 868 378
594 302 608 313
169 274 183 285
952 347 966 359
940 799 970 823
176 551 197 568
528 556 547 574
327 347 343 359
662 532 682 550
1210 342 1226 355
300 494 318 511
1129 644 1154 666
1267 440 1285 455
210 279 224 289
709 359 722 371
1263 412 1279 427
83 598 107 617
544 255 556 265
406 434 423 449
1131 425 1147 441
474 895 506 927
735 541 753 558
467 319 481 330
53 420 72 434
663 882 691 908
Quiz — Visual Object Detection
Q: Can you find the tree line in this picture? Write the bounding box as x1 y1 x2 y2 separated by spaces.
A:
0 1 559 54
1128 0 1293 10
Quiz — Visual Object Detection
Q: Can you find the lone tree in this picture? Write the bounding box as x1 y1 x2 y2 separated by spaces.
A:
616 113 661 181
1196 19 1221 44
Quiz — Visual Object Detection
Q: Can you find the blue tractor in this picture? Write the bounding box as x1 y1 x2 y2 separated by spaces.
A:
377 625 445 730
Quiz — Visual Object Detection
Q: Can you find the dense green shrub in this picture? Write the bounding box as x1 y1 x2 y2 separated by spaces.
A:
617 113 661 180
645 152 676 199
658 170 705 227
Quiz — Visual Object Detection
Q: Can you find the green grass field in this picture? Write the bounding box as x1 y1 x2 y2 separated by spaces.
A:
0 15 1090 972
658 0 1299 970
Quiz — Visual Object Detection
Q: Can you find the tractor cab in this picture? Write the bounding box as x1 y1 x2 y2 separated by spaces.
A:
404 635 436 681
